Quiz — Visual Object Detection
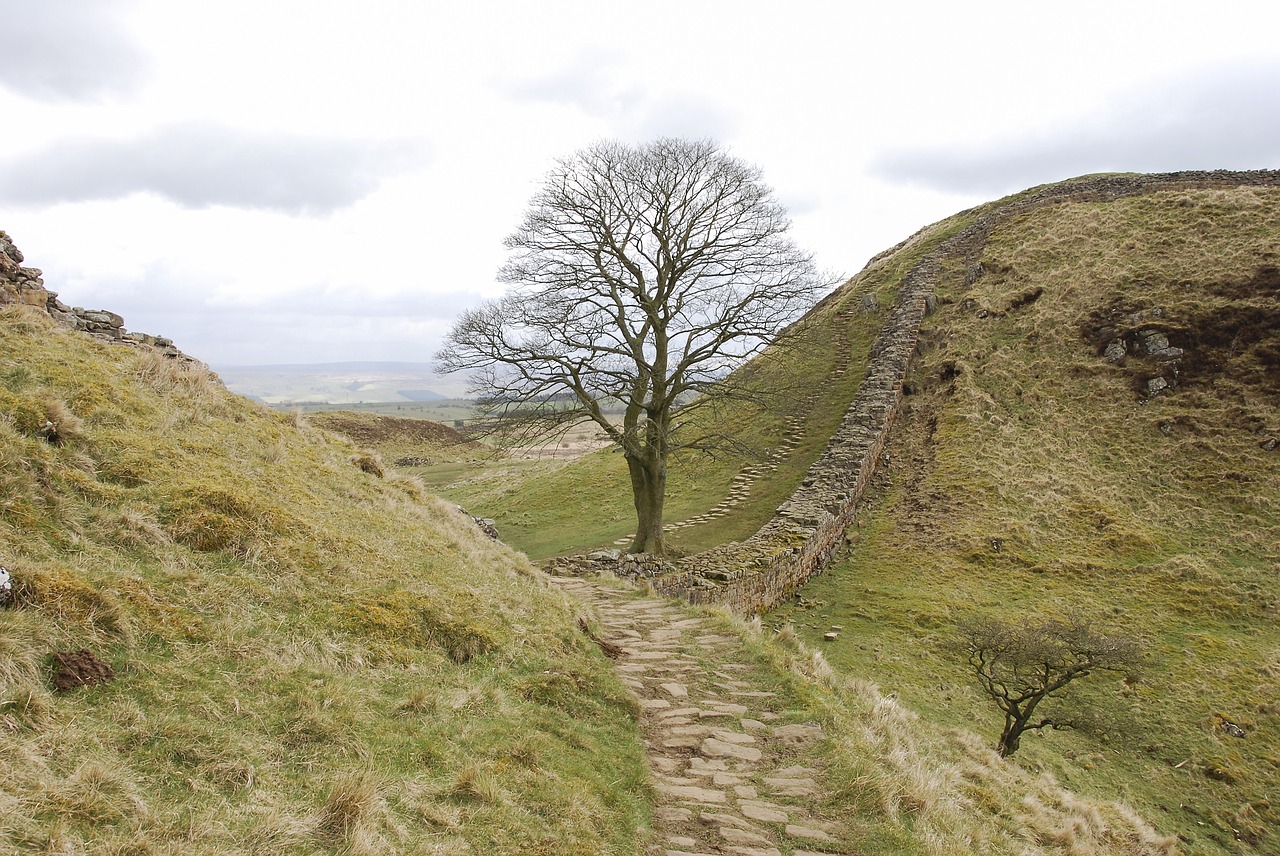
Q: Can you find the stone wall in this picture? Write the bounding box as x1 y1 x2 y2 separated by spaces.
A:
1 231 193 361
558 170 1280 614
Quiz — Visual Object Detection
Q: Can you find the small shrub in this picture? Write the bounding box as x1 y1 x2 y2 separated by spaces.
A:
49 761 146 824
167 509 244 552
160 482 286 552
449 762 503 804
0 390 83 445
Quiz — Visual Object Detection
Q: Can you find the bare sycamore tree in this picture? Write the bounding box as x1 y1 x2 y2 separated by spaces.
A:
435 138 822 555
958 612 1142 757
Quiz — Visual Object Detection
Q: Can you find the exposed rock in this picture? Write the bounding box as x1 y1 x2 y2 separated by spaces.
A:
454 505 499 539
700 737 762 761
739 802 788 823
785 824 835 842
1139 329 1184 360
1 231 202 367
772 723 824 746
1104 339 1127 363
858 293 880 314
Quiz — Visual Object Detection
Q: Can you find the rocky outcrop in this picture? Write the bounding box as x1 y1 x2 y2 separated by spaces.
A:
1 231 195 363
556 170 1280 614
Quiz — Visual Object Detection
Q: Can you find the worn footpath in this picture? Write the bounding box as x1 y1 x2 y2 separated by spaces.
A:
551 575 853 856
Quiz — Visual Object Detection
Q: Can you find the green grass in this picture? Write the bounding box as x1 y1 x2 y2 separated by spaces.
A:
0 309 650 853
770 185 1280 855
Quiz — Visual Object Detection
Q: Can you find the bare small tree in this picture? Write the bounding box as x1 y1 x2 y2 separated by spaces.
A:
436 138 822 554
958 612 1142 757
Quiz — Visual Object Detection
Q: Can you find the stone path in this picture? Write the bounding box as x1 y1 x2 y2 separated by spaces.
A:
552 575 853 856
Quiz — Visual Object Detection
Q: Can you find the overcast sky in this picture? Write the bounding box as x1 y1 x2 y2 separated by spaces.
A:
3 0 1277 375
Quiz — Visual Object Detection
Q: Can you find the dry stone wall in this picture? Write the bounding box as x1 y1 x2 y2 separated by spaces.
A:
555 170 1280 614
1 231 194 362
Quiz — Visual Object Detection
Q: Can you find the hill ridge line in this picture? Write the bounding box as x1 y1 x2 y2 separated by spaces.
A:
552 169 1280 613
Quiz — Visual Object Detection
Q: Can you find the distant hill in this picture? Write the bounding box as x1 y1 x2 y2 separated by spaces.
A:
304 410 484 465
215 361 465 404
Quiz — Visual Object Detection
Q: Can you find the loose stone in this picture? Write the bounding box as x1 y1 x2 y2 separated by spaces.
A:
740 802 789 823
698 812 758 830
700 737 763 762
719 827 774 847
656 784 727 804
785 824 835 842
709 729 755 744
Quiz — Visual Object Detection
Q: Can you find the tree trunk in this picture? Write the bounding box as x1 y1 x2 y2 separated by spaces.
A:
997 726 1020 757
999 713 1028 757
626 451 666 555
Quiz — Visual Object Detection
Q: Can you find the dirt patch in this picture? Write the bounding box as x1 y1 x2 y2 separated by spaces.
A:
1177 303 1280 397
1080 268 1280 402
50 649 115 691
1004 287 1044 313
1205 264 1280 301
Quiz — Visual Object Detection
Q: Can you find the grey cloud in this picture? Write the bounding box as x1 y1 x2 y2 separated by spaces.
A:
870 61 1280 196
0 124 430 214
0 0 149 101
145 309 449 367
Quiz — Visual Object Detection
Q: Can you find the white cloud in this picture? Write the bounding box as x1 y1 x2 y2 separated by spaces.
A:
0 0 149 102
500 50 738 143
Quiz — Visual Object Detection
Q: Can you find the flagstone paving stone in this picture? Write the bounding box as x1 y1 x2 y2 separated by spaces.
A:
549 574 855 855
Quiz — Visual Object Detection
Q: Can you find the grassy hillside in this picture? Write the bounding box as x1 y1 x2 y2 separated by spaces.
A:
0 308 649 854
771 184 1280 854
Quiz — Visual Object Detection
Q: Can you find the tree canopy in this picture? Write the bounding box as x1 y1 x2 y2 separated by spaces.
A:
958 612 1142 757
436 138 822 554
